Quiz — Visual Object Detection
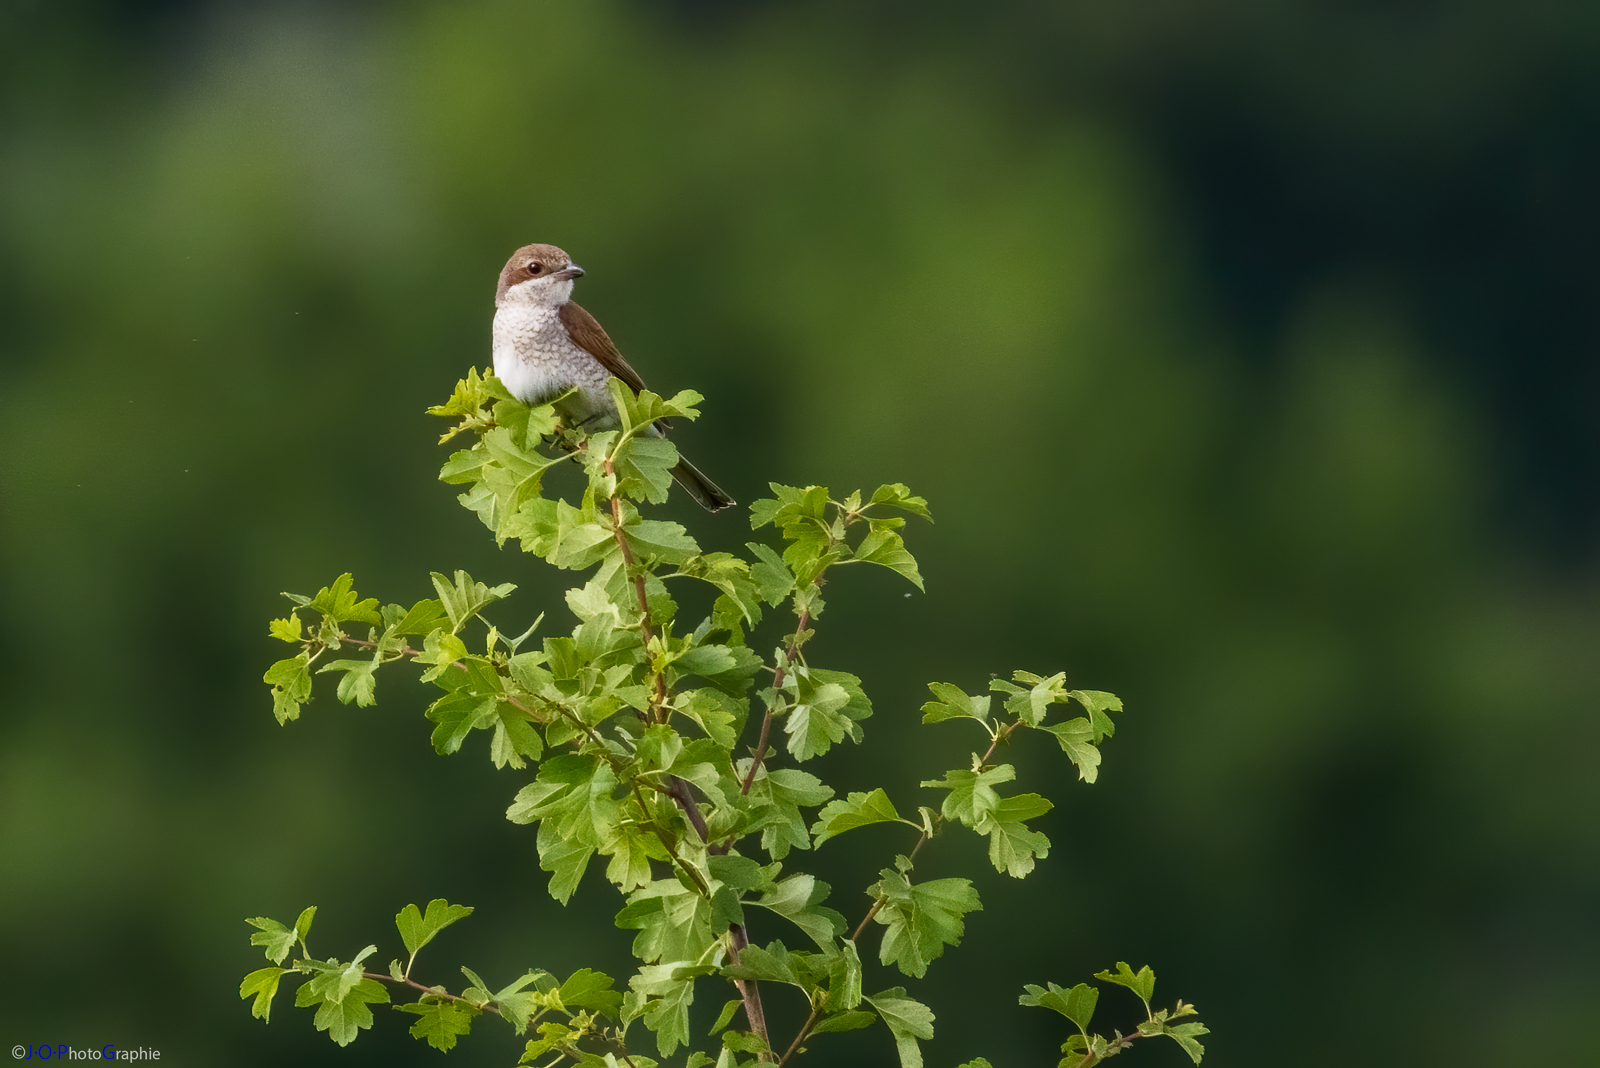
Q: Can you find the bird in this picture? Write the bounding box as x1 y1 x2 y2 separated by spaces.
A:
491 242 735 511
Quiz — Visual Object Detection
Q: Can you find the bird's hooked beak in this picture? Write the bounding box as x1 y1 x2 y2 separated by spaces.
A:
555 265 585 282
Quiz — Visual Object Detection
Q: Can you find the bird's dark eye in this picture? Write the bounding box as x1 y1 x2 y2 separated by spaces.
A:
528 263 543 275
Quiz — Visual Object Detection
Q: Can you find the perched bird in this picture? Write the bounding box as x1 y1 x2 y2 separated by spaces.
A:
491 242 734 511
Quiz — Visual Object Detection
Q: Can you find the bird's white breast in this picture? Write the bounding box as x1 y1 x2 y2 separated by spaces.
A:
492 301 616 425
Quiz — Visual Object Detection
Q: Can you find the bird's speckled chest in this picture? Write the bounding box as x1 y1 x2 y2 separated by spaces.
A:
492 301 617 426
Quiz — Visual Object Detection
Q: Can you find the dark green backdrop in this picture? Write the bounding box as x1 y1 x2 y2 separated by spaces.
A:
3 1 1597 1065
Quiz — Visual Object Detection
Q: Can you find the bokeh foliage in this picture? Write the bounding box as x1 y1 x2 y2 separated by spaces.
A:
1 1 1596 1065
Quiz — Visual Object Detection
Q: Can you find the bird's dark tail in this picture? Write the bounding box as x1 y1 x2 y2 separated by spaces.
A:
670 456 736 512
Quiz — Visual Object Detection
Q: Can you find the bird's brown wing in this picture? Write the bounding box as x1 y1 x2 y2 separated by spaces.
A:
559 301 648 394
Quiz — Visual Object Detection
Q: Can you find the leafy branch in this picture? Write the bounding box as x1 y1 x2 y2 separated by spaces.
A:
244 373 1204 1067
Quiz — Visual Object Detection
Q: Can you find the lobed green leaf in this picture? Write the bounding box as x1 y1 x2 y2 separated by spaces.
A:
863 988 935 1068
869 871 981 979
239 966 284 1021
398 997 478 1051
395 899 475 959
811 788 907 847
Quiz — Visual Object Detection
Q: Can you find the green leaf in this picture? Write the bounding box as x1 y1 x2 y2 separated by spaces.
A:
239 966 284 1021
298 946 378 1002
415 628 469 683
749 483 824 531
685 553 763 630
396 899 475 959
707 852 773 893
1094 962 1157 1007
616 880 717 965
864 988 935 1068
921 765 1015 830
558 968 623 1016
1040 718 1103 782
785 667 871 761
850 528 924 590
1069 689 1122 740
442 417 565 545
610 381 705 433
629 961 712 1057
983 792 1053 878
870 872 981 979
389 597 450 637
490 701 544 769
246 916 297 965
483 971 544 1031
425 692 500 755
427 366 509 424
308 573 381 625
263 654 312 724
744 542 795 605
709 998 743 1036
809 1010 877 1035
613 433 679 504
1020 981 1097 1032
725 941 803 987
602 819 663 893
722 1030 772 1055
521 1018 581 1062
625 518 701 565
682 642 764 696
674 643 738 677
318 657 379 707
268 615 301 642
431 570 516 631
991 671 1065 728
505 754 624 903
1165 1020 1210 1063
827 939 863 1011
869 483 932 519
509 495 618 571
811 789 906 847
398 997 478 1051
920 682 991 724
747 767 833 859
295 972 389 1047
458 964 493 1005
751 874 846 950
679 687 744 749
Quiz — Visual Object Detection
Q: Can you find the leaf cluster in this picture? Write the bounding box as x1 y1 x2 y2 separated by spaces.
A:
1021 964 1209 1066
244 375 1202 1066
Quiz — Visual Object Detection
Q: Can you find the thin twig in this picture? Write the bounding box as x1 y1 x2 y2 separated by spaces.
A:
630 782 712 897
603 457 669 722
843 721 1013 941
776 1002 822 1066
739 608 811 795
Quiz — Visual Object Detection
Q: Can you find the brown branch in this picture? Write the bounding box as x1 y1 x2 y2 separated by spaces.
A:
593 464 772 1056
667 775 710 843
364 969 485 1005
630 782 712 898
659 776 772 1057
738 608 811 795
777 1002 822 1066
726 922 773 1060
603 457 669 723
506 693 609 751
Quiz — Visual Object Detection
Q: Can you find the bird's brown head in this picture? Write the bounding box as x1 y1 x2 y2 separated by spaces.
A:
496 243 585 306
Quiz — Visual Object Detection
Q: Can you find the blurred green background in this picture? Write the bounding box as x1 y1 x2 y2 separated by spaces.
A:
3 0 1597 1064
